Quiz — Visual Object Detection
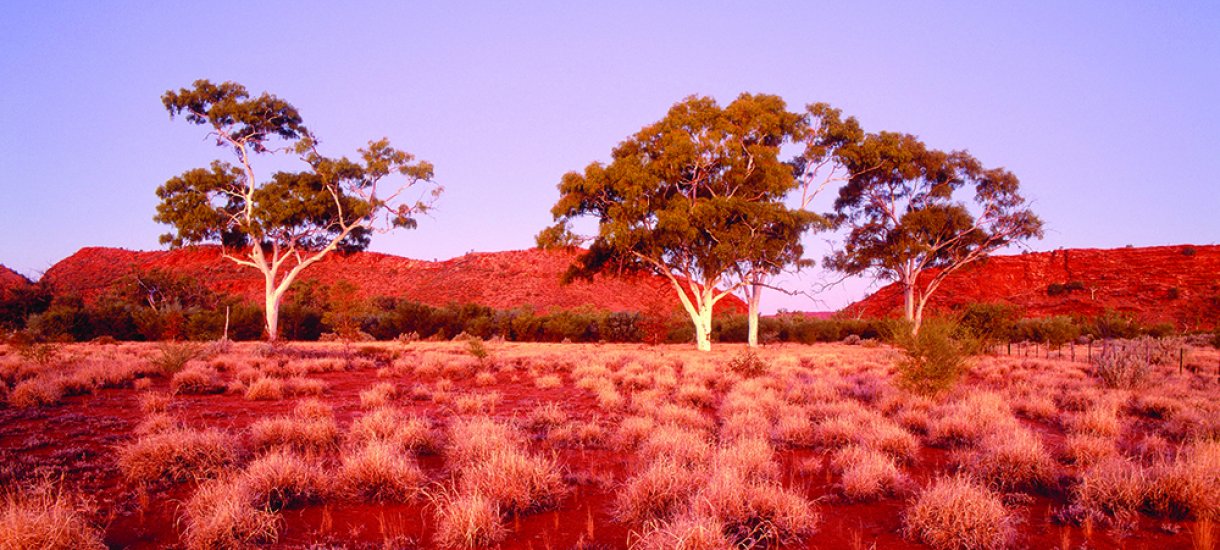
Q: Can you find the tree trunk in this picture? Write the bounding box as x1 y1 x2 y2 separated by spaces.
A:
747 281 762 347
265 289 281 342
694 303 713 352
903 283 917 335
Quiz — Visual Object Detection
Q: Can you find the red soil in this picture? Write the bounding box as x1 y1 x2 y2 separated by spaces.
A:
1 342 1203 549
845 244 1220 330
39 246 746 315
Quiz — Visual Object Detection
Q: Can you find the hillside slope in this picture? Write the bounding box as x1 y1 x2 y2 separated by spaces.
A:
0 265 32 299
844 244 1220 329
40 246 747 315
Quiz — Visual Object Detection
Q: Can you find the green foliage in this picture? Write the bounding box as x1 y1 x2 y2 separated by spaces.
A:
539 93 820 350
155 80 437 341
815 104 1042 330
152 341 201 375
0 281 51 330
1090 309 1143 340
957 303 1020 348
889 317 978 395
321 280 367 341
727 348 769 377
1014 316 1080 347
463 335 489 361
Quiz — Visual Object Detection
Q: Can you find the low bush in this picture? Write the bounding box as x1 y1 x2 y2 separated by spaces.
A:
249 413 339 455
118 427 236 484
890 318 978 395
431 490 507 549
0 483 105 550
240 451 327 511
903 476 1014 550
7 377 63 408
1073 457 1147 517
182 478 280 550
831 445 908 501
616 459 707 524
456 449 565 514
338 440 425 502
170 365 223 395
1149 440 1220 520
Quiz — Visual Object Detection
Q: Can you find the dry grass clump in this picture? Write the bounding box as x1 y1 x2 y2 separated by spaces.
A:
451 391 501 415
534 373 562 389
526 401 569 433
138 391 171 414
240 450 327 510
338 440 425 502
616 459 708 524
928 392 1016 448
903 476 1014 550
631 512 732 550
431 490 507 549
1149 440 1220 519
639 424 712 467
958 429 1056 492
692 466 818 546
170 365 223 395
283 376 326 396
1069 401 1122 438
1064 433 1119 466
456 449 565 513
1073 457 1148 517
0 484 105 550
359 381 397 409
7 377 63 408
831 445 909 501
249 409 340 455
445 417 525 467
771 407 815 447
348 407 436 453
244 377 284 401
134 412 179 437
182 477 280 550
616 415 657 448
118 426 236 484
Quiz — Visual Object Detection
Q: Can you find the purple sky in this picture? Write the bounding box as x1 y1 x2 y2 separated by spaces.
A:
2 2 1217 313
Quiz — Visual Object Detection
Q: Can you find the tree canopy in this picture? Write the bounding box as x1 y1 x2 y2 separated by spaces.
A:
155 80 437 340
815 116 1043 333
540 93 818 351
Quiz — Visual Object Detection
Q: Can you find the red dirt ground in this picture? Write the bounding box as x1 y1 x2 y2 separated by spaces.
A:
2 341 1211 549
845 244 1220 331
39 246 747 316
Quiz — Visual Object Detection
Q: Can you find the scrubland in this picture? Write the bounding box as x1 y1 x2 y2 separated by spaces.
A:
0 339 1218 549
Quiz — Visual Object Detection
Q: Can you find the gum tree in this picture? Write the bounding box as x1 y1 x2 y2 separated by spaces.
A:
819 123 1042 335
155 80 437 341
539 93 816 351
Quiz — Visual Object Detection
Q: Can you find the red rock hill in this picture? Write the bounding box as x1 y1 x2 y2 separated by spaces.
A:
844 244 1220 330
0 265 33 300
40 246 746 315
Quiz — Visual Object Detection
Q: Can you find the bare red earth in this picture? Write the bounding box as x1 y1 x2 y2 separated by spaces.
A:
40 246 746 315
845 244 1220 330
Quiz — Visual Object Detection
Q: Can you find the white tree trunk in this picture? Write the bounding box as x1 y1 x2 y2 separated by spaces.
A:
264 283 281 342
693 301 714 352
903 282 917 335
747 281 762 347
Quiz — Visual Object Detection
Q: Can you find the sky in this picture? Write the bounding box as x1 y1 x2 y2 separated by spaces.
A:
1 2 1217 314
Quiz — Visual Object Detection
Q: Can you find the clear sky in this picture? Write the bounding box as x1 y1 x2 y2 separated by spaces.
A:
1 2 1217 313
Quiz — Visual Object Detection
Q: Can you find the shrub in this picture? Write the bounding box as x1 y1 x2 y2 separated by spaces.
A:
831 445 908 501
632 512 732 550
457 449 565 514
693 467 818 547
0 484 105 550
891 318 977 395
249 414 340 455
960 429 1056 492
244 377 284 401
7 377 63 408
1149 440 1220 520
903 476 1014 550
615 459 705 524
170 365 223 395
182 478 280 550
348 407 436 453
726 349 768 378
338 440 425 502
1092 340 1151 389
445 417 525 467
240 451 327 511
1073 457 1148 517
138 392 171 414
359 382 397 409
432 490 506 549
151 341 200 375
118 427 236 484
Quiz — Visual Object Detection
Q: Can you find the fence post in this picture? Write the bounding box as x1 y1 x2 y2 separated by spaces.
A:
1179 348 1183 375
1071 341 1075 362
